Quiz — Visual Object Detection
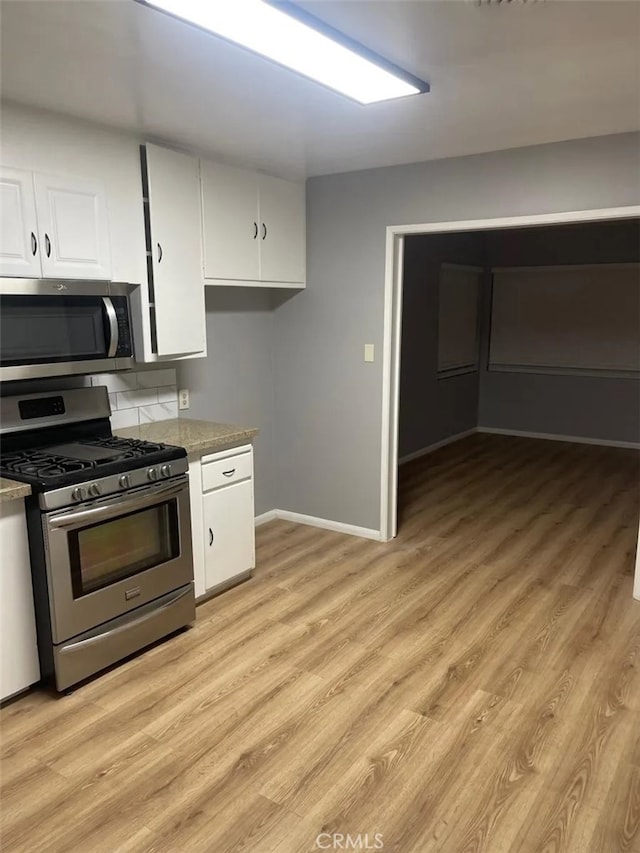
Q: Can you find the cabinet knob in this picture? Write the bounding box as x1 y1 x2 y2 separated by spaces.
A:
253 222 258 240
262 223 267 240
209 528 214 546
157 243 163 263
45 233 51 257
31 232 37 256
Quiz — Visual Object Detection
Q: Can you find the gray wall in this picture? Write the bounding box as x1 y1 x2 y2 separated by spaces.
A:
178 288 277 515
479 219 640 442
399 232 484 458
273 132 640 531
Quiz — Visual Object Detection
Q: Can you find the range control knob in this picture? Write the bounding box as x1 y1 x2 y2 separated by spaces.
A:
118 474 131 489
88 483 101 498
147 467 159 482
160 464 172 478
72 486 88 502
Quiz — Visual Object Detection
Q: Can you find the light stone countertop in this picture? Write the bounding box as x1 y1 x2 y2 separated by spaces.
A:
0 418 256 503
115 417 259 457
0 478 31 503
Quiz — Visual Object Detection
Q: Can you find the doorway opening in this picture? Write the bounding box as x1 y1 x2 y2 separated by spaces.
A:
380 206 640 590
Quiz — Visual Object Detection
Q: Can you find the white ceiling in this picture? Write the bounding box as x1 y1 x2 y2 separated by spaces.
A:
1 0 639 179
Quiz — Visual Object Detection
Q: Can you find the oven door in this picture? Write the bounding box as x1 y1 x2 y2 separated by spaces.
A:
43 476 193 644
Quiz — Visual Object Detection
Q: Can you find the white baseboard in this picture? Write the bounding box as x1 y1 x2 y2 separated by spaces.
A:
399 428 477 465
255 508 382 541
477 427 640 450
277 510 382 540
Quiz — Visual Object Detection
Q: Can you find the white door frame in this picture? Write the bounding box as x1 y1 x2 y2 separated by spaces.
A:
380 205 640 552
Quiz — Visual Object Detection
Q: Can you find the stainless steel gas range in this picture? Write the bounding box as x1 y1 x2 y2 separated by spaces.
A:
0 386 195 691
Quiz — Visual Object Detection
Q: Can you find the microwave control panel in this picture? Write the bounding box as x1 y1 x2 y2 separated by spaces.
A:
112 296 133 358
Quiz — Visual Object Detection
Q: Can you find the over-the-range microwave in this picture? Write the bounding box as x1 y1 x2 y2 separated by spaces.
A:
0 278 136 382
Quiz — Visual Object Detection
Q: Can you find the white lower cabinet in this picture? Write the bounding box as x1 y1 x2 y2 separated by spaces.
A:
203 480 255 591
0 501 40 701
189 445 255 600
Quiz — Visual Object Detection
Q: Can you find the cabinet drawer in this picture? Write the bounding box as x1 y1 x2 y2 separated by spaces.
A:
201 450 252 492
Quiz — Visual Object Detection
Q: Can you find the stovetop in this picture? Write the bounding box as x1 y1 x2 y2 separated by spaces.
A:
0 435 186 491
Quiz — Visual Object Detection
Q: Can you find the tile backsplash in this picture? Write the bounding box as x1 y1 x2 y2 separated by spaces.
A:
89 368 178 431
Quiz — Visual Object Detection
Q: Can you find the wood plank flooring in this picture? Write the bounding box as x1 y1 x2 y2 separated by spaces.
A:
1 433 639 853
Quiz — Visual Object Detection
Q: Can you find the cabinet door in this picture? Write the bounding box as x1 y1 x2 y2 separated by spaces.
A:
0 502 40 700
146 144 206 357
201 161 260 282
203 480 255 591
0 167 41 277
33 173 112 280
258 174 306 284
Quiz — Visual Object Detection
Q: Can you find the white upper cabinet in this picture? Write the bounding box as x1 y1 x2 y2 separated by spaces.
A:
0 165 111 280
201 162 260 282
0 167 41 277
145 143 206 358
200 160 306 288
258 174 306 284
33 173 111 279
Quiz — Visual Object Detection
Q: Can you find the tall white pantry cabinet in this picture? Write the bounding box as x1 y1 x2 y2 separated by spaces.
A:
143 144 207 358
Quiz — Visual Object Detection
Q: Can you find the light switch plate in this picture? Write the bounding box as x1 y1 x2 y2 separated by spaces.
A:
364 344 375 363
178 388 190 410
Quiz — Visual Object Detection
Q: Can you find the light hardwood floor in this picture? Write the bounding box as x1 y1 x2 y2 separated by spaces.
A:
1 434 639 853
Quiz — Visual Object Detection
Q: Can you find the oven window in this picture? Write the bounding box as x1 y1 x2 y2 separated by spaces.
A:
69 502 180 598
0 295 108 365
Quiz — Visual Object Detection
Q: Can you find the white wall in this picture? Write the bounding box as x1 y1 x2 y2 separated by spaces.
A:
88 368 178 431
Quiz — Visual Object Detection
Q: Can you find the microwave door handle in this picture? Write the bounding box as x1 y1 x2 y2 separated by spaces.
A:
103 297 119 358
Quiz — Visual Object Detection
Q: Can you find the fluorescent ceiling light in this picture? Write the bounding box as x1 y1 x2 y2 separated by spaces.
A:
141 0 428 104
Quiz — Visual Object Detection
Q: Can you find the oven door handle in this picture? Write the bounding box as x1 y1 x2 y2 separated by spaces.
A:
103 297 119 358
47 479 188 530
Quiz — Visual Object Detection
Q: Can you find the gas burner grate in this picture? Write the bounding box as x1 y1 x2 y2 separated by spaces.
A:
80 437 168 455
1 450 94 479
